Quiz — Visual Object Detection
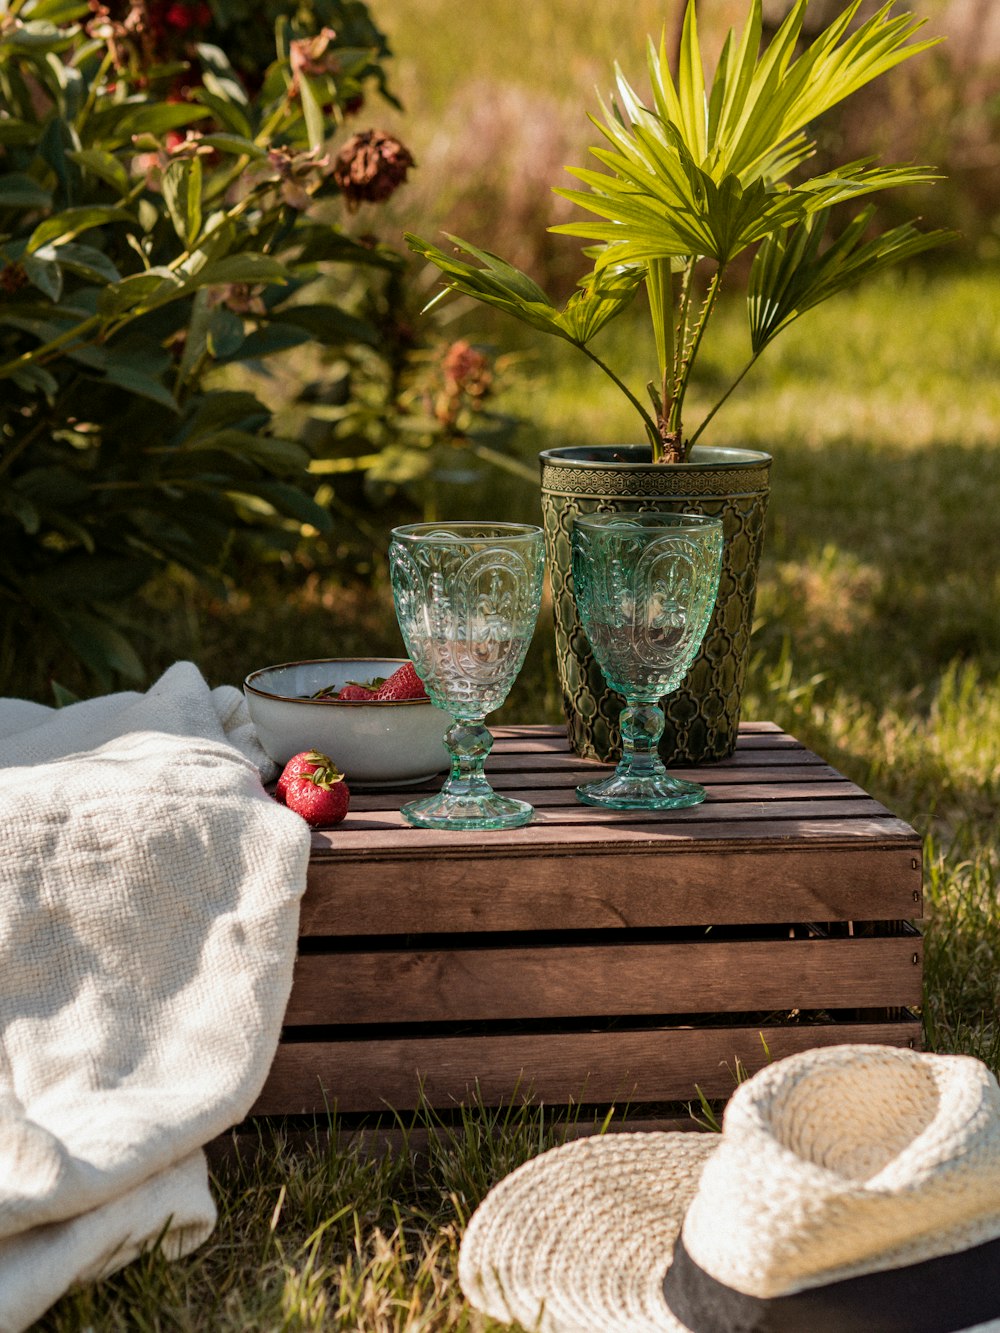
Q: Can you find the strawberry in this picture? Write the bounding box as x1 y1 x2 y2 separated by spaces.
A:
374 661 427 701
280 750 350 827
337 682 378 701
275 749 326 804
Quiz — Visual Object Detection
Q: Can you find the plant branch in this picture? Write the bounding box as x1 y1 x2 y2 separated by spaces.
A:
669 266 725 451
673 260 696 387
576 341 659 446
0 314 103 383
688 351 762 449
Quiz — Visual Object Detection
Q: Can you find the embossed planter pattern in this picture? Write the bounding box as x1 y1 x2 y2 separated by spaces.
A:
540 444 772 765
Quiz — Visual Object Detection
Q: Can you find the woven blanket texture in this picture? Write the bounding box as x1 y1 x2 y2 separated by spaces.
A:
0 661 311 1330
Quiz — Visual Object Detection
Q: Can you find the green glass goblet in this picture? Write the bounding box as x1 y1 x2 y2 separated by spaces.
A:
572 512 724 810
389 522 545 830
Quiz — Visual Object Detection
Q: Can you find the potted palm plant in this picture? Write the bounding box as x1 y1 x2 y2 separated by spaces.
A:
406 0 951 764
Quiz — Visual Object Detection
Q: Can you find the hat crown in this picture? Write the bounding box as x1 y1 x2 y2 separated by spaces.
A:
682 1045 1000 1299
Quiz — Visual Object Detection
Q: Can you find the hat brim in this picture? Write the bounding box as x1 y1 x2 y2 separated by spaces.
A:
458 1131 718 1333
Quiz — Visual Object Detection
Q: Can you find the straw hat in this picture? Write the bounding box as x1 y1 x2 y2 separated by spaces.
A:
458 1044 1000 1332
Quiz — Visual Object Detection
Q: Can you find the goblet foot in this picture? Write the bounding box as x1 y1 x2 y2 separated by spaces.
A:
400 718 535 829
400 789 534 830
575 768 706 810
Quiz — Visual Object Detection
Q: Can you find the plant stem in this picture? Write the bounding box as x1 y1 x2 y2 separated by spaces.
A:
0 314 102 383
688 352 762 449
669 266 724 451
646 258 674 421
576 342 659 449
673 260 696 386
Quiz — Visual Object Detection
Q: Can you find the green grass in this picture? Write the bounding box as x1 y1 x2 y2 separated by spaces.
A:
28 267 1000 1329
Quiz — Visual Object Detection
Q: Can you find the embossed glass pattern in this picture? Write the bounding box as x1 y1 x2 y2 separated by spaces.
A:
390 522 544 830
572 512 724 809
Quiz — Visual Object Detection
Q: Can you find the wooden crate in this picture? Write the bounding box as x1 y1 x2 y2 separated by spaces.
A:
252 723 923 1119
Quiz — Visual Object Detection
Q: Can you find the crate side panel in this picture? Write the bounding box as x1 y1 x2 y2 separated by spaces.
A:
285 937 923 1025
254 1020 921 1114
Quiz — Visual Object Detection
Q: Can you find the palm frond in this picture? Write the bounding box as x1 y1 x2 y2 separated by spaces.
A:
403 233 641 347
748 207 954 354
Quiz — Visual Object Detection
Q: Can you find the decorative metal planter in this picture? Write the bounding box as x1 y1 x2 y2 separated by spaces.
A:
539 444 772 765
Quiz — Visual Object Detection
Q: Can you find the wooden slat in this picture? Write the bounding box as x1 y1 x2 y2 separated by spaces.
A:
438 763 852 792
484 744 823 773
329 799 892 833
490 725 789 746
311 814 919 855
354 780 866 811
254 1020 920 1114
285 936 922 1025
300 845 923 935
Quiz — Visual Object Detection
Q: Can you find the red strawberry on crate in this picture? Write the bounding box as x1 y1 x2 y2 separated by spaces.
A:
275 748 325 804
280 750 350 827
374 661 427 701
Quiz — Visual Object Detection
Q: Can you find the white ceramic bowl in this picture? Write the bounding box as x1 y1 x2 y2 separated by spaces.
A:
244 658 451 789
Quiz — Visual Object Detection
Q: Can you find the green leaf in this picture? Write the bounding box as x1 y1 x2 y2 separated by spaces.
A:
49 680 80 707
270 303 379 346
205 307 245 358
0 174 53 209
57 609 145 684
4 491 41 534
161 157 203 248
23 252 63 301
193 253 289 287
298 74 327 154
26 205 135 254
174 390 270 444
292 228 401 269
405 232 639 346
87 101 206 146
29 553 153 602
748 206 954 354
36 240 121 285
213 323 310 362
102 363 179 410
66 148 130 196
22 0 91 23
194 42 250 107
189 88 252 139
0 120 40 146
11 362 59 402
246 480 333 532
198 133 267 160
97 268 184 317
183 428 309 474
3 18 72 50
17 465 90 507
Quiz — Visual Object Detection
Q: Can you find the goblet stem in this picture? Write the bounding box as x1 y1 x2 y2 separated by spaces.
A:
619 701 668 780
575 697 708 811
441 719 495 801
400 718 535 830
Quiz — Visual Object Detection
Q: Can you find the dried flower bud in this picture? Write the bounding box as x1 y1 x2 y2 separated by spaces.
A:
0 262 29 296
264 145 332 211
333 130 414 211
289 27 339 83
207 283 267 315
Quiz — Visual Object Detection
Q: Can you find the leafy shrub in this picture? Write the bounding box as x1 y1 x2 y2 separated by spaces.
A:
0 0 414 691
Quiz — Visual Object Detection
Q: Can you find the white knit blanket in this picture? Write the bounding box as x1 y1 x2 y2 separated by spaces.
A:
0 661 311 1331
